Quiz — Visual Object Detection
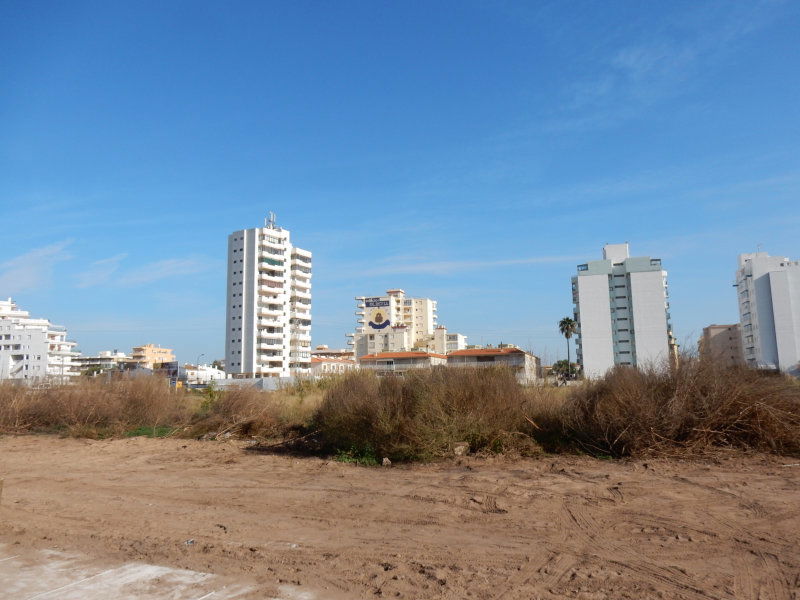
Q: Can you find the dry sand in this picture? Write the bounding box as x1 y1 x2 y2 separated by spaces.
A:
1 435 799 599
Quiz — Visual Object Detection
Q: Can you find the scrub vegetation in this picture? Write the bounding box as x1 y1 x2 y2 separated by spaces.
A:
0 357 798 461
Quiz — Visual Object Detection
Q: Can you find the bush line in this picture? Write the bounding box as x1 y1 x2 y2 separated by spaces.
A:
1 357 798 460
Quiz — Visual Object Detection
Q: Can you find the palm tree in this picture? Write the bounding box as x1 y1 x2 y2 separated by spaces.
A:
558 316 577 379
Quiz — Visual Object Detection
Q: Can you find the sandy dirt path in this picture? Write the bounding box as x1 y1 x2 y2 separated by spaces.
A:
1 435 799 599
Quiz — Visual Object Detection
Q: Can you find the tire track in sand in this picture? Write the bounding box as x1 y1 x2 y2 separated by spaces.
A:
561 500 732 600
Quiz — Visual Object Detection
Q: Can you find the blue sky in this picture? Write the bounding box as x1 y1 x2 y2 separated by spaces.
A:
1 1 798 365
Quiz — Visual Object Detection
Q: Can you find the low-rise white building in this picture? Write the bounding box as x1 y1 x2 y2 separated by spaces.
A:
447 346 541 384
183 363 227 385
736 252 800 376
310 356 358 377
74 350 130 375
311 345 354 360
0 298 79 383
358 351 448 374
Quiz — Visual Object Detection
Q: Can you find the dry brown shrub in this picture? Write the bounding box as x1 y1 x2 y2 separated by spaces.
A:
0 377 190 437
187 383 323 440
562 356 800 457
314 366 544 461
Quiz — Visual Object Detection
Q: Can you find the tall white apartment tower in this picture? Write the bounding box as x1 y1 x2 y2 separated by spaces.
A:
572 243 674 378
735 252 800 376
225 214 312 378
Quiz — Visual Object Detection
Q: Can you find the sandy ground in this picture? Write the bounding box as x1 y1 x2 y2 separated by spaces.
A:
1 436 799 599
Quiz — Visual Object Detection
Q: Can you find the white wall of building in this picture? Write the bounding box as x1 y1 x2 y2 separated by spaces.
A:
737 252 800 375
629 270 670 368
225 216 312 379
0 298 79 383
573 245 672 378
574 274 615 378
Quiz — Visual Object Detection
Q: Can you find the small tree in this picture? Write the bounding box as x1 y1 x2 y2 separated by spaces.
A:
558 316 577 379
551 359 578 379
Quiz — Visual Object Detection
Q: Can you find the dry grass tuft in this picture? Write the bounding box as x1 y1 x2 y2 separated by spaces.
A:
186 383 324 440
0 377 190 438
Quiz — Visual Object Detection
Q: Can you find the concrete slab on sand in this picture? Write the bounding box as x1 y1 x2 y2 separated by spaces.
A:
0 543 311 600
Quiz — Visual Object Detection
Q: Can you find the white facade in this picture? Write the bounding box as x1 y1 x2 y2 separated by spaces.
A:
0 298 79 383
225 215 312 378
572 244 673 378
184 363 227 385
736 252 800 376
447 347 541 384
347 289 466 358
310 357 358 377
74 350 130 374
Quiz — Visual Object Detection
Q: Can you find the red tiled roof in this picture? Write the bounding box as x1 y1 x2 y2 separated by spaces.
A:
359 351 448 361
448 348 524 357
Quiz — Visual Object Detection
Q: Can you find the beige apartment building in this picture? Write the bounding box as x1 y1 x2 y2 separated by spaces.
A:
348 289 467 359
700 324 744 367
131 344 175 369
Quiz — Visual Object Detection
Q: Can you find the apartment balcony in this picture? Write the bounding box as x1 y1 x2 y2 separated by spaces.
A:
258 285 283 296
258 306 283 317
291 332 312 342
292 247 312 258
257 341 283 351
292 289 312 300
259 238 286 250
259 273 284 284
292 273 311 285
355 310 365 316
257 317 284 328
259 248 285 259
259 258 286 271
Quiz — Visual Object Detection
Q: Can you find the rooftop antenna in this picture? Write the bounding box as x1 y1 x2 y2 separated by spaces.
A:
756 243 763 253
266 211 277 229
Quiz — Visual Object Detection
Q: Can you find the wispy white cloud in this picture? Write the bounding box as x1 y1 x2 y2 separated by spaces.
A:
361 254 584 276
549 2 784 132
74 253 128 288
0 240 73 295
117 257 213 286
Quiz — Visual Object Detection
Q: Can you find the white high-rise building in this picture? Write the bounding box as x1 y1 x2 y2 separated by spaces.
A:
225 214 312 378
735 252 800 376
347 289 467 358
572 243 674 378
0 298 80 383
